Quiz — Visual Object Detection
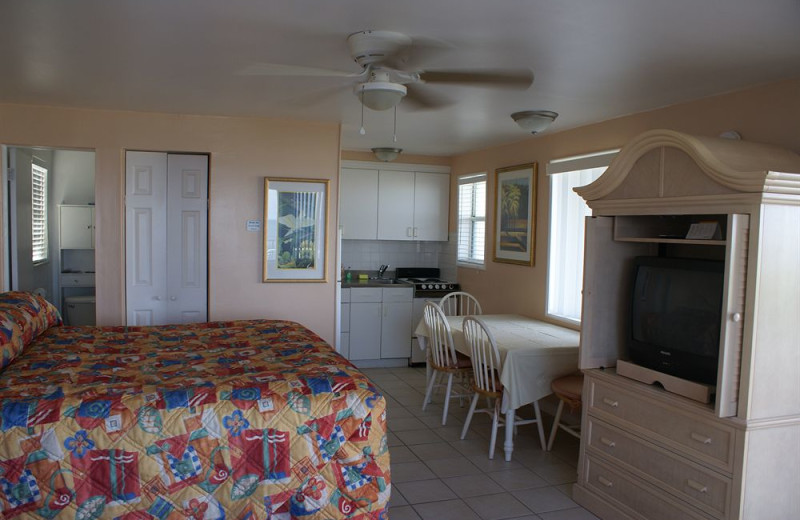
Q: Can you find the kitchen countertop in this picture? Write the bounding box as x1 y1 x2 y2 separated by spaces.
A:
341 279 413 289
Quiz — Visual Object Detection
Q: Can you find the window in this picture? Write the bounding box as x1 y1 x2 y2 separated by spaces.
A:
457 173 487 266
547 150 618 323
31 163 48 264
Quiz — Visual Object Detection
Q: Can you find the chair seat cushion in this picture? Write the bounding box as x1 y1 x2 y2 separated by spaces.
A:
551 373 584 402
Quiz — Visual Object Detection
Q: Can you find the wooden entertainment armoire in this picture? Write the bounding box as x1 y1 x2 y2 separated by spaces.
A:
572 129 800 520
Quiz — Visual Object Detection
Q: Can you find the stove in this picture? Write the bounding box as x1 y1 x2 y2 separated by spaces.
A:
395 267 460 298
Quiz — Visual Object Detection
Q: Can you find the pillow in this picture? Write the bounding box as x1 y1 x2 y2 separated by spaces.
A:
0 291 62 370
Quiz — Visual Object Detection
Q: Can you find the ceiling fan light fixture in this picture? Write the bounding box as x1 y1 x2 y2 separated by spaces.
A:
354 81 407 111
371 147 403 162
511 110 559 134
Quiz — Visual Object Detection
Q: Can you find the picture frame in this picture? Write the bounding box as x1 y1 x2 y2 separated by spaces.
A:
493 162 537 266
263 178 329 282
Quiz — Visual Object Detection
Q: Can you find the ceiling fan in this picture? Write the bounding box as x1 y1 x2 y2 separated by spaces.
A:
240 30 534 111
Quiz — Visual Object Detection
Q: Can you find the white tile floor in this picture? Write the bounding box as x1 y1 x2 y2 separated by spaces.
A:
362 366 600 520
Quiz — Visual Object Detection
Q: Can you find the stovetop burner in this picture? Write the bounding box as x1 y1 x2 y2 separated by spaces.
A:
395 267 460 296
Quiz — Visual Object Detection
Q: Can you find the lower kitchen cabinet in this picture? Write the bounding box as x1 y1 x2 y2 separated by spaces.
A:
346 286 413 366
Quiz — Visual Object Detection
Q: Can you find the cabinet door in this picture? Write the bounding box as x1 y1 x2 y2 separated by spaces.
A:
413 172 449 241
377 170 415 240
580 216 650 369
60 206 94 249
381 301 412 358
349 302 382 360
340 168 379 239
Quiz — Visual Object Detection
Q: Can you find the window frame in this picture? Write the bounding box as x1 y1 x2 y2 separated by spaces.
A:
31 162 49 265
545 150 618 326
456 172 487 268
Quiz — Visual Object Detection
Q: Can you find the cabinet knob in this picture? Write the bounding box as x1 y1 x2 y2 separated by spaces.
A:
731 312 742 322
598 476 614 488
602 397 619 408
690 432 712 445
170 296 177 301
153 296 161 301
686 479 708 494
600 437 616 448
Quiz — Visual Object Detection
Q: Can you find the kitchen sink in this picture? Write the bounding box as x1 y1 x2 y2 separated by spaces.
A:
368 278 404 284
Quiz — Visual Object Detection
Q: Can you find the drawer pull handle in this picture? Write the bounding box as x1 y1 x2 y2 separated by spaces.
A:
602 397 619 408
687 479 708 494
600 437 616 448
690 432 712 445
598 476 614 488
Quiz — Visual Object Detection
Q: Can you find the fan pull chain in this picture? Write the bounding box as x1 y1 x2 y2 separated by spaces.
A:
359 91 366 135
393 105 398 143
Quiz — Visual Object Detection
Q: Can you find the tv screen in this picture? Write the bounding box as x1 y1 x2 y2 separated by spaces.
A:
629 256 724 385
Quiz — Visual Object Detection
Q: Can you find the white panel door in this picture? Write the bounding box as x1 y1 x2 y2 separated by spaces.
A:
340 168 378 239
413 172 449 241
166 154 208 324
125 152 168 325
126 152 208 326
377 170 415 240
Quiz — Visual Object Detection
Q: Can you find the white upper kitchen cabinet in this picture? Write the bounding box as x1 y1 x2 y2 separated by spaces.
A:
340 168 379 239
340 161 450 242
377 170 415 240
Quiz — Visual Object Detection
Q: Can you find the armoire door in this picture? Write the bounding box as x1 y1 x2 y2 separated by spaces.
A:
125 151 208 325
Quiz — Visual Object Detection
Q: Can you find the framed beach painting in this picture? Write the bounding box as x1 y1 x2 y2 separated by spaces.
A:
493 163 537 266
263 177 329 282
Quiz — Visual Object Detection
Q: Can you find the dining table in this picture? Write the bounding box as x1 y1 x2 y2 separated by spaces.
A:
414 314 580 461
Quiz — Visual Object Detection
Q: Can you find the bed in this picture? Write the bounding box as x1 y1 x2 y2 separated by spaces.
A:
0 291 390 520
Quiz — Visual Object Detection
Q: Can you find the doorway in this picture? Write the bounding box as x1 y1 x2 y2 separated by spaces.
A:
3 146 96 322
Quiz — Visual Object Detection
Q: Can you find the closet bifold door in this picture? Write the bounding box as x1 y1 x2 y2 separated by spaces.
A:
125 151 208 326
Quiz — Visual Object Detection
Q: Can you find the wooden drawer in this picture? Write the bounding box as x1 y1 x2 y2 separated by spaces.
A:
584 456 713 520
60 273 95 287
587 417 731 518
587 379 735 472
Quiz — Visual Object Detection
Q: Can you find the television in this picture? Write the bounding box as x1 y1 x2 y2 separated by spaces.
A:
628 256 724 386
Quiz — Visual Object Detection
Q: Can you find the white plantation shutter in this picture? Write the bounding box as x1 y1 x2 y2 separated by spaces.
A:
31 163 48 264
457 173 486 266
546 151 617 323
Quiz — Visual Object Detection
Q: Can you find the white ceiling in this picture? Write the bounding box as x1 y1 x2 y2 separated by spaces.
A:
2 0 799 156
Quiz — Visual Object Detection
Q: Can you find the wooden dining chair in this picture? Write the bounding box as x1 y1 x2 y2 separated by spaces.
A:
422 302 472 425
439 291 482 317
460 315 547 459
547 371 584 450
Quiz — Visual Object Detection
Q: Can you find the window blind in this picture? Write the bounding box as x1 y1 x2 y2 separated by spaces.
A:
457 173 486 266
31 163 48 264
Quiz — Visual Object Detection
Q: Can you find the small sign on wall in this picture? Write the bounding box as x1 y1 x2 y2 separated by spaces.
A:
246 219 261 232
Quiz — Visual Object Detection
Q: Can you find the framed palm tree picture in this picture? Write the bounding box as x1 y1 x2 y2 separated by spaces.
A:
493 163 537 266
263 177 329 282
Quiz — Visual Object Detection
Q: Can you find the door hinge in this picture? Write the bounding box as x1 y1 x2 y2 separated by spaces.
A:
6 168 15 181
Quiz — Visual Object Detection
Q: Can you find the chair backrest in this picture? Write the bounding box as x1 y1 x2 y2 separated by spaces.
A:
423 302 460 369
439 291 482 317
462 316 501 395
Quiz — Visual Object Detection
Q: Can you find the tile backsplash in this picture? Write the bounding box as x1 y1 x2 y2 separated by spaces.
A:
342 233 458 281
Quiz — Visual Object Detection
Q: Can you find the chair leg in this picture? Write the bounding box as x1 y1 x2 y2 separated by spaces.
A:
460 392 480 440
547 400 566 451
422 370 438 411
442 373 454 425
532 400 547 451
488 399 500 459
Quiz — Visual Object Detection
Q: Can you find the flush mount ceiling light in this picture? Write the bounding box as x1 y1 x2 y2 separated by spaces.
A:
354 81 407 111
371 147 403 162
511 110 559 134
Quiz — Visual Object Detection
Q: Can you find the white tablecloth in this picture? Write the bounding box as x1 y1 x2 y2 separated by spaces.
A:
414 314 580 411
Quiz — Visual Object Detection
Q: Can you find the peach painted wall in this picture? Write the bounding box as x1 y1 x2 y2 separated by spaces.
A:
451 79 800 326
0 104 342 343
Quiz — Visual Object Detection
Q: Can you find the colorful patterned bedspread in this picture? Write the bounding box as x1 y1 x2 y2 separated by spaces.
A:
0 320 389 519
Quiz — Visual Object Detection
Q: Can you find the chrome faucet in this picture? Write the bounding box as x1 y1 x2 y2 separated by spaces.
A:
377 264 389 279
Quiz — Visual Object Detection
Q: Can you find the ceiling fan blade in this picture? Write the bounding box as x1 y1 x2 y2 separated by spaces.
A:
237 62 361 78
403 84 453 110
419 68 533 89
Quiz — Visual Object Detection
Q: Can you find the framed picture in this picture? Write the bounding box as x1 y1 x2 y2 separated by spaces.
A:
493 163 537 266
263 178 329 282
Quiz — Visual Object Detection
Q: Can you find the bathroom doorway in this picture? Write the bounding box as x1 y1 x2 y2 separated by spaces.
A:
3 145 96 323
